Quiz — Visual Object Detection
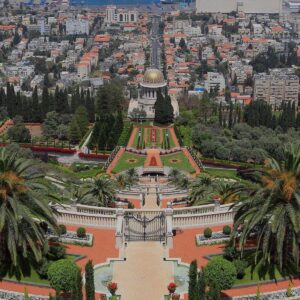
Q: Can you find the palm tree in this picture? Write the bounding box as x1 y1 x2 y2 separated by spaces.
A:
79 176 116 207
231 144 300 271
189 176 214 205
125 168 138 187
0 148 57 279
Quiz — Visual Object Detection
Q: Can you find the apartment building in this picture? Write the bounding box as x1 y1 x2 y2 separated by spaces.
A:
204 72 226 92
66 19 89 35
105 6 137 24
254 72 299 109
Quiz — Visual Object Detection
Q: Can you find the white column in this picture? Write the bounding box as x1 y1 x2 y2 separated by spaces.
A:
165 203 174 249
115 208 124 249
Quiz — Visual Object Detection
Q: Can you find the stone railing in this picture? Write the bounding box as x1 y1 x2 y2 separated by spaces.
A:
173 210 235 228
53 203 235 229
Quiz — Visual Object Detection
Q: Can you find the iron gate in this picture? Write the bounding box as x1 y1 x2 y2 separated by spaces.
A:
124 212 166 242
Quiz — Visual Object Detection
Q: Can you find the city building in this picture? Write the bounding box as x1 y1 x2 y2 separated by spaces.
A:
105 6 138 24
204 72 226 93
254 72 299 109
66 18 89 35
196 0 282 14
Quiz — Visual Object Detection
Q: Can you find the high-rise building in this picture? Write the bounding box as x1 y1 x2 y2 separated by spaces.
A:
66 19 89 35
254 72 299 109
196 0 282 14
105 6 138 24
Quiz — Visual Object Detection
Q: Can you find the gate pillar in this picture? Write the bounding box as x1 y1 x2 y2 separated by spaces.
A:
165 203 174 249
115 208 124 249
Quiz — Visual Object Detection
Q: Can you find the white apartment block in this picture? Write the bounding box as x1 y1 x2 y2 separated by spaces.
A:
196 0 282 14
204 72 226 92
66 19 89 35
105 6 138 24
254 73 299 109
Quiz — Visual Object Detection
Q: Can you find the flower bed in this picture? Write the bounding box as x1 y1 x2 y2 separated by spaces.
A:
30 146 76 154
196 231 230 246
47 230 93 246
79 152 110 160
0 289 48 300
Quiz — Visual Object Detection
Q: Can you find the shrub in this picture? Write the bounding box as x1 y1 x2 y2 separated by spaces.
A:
48 259 79 293
204 228 212 238
223 244 237 261
37 259 50 279
287 282 292 297
85 260 95 300
233 259 247 279
223 225 231 235
77 227 86 238
49 245 66 260
58 224 67 235
204 257 236 290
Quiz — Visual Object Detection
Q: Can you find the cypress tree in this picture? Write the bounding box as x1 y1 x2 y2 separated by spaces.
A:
85 260 95 300
32 86 41 122
75 105 89 138
154 91 165 124
196 270 206 300
218 103 222 127
188 260 198 300
72 268 83 300
86 90 95 122
41 86 49 118
228 101 233 129
68 116 81 144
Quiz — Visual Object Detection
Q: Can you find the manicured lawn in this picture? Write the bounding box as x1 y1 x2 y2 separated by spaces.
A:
146 128 161 148
179 125 192 147
162 129 175 148
203 168 239 180
161 152 195 174
112 152 146 173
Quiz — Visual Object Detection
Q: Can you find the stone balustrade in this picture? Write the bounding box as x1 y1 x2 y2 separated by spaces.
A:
53 203 235 229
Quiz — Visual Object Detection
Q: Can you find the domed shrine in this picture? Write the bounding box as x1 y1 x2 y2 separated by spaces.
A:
128 68 168 120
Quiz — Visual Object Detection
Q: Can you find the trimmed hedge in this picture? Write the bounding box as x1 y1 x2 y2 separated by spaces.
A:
204 228 212 238
223 225 231 235
77 227 86 238
204 257 236 290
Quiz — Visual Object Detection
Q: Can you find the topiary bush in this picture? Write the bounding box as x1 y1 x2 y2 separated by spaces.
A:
222 225 231 235
204 228 212 238
48 259 79 293
77 227 86 238
58 224 67 235
233 259 247 279
37 258 50 279
223 244 238 261
204 257 237 290
49 245 66 260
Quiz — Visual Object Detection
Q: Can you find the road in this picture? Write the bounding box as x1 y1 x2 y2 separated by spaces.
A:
150 16 161 69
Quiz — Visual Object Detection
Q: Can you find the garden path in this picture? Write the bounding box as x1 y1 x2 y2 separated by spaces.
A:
106 147 125 174
168 127 180 148
113 242 173 300
144 149 163 167
181 148 201 175
143 186 159 208
127 127 138 148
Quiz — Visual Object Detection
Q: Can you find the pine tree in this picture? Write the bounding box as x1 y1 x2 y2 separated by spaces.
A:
75 106 89 138
41 86 49 118
218 103 223 127
86 90 95 122
85 260 95 300
32 86 41 122
68 116 81 144
188 260 198 300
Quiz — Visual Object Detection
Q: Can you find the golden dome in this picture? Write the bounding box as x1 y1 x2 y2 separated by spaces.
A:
143 68 165 85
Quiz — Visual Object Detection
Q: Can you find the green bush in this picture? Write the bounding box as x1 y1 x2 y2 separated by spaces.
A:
233 259 247 279
49 245 66 260
77 227 86 238
223 244 237 261
37 259 50 279
204 257 236 290
204 228 212 238
58 224 67 235
222 225 231 235
48 259 79 293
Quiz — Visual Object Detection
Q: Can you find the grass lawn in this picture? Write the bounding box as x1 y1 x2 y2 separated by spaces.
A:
145 128 161 148
4 254 77 285
112 152 146 173
203 168 239 180
179 125 192 147
161 152 195 174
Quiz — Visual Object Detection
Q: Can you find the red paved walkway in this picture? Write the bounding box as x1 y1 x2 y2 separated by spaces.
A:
182 148 201 175
0 226 118 297
169 127 180 148
127 127 138 148
106 147 125 174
